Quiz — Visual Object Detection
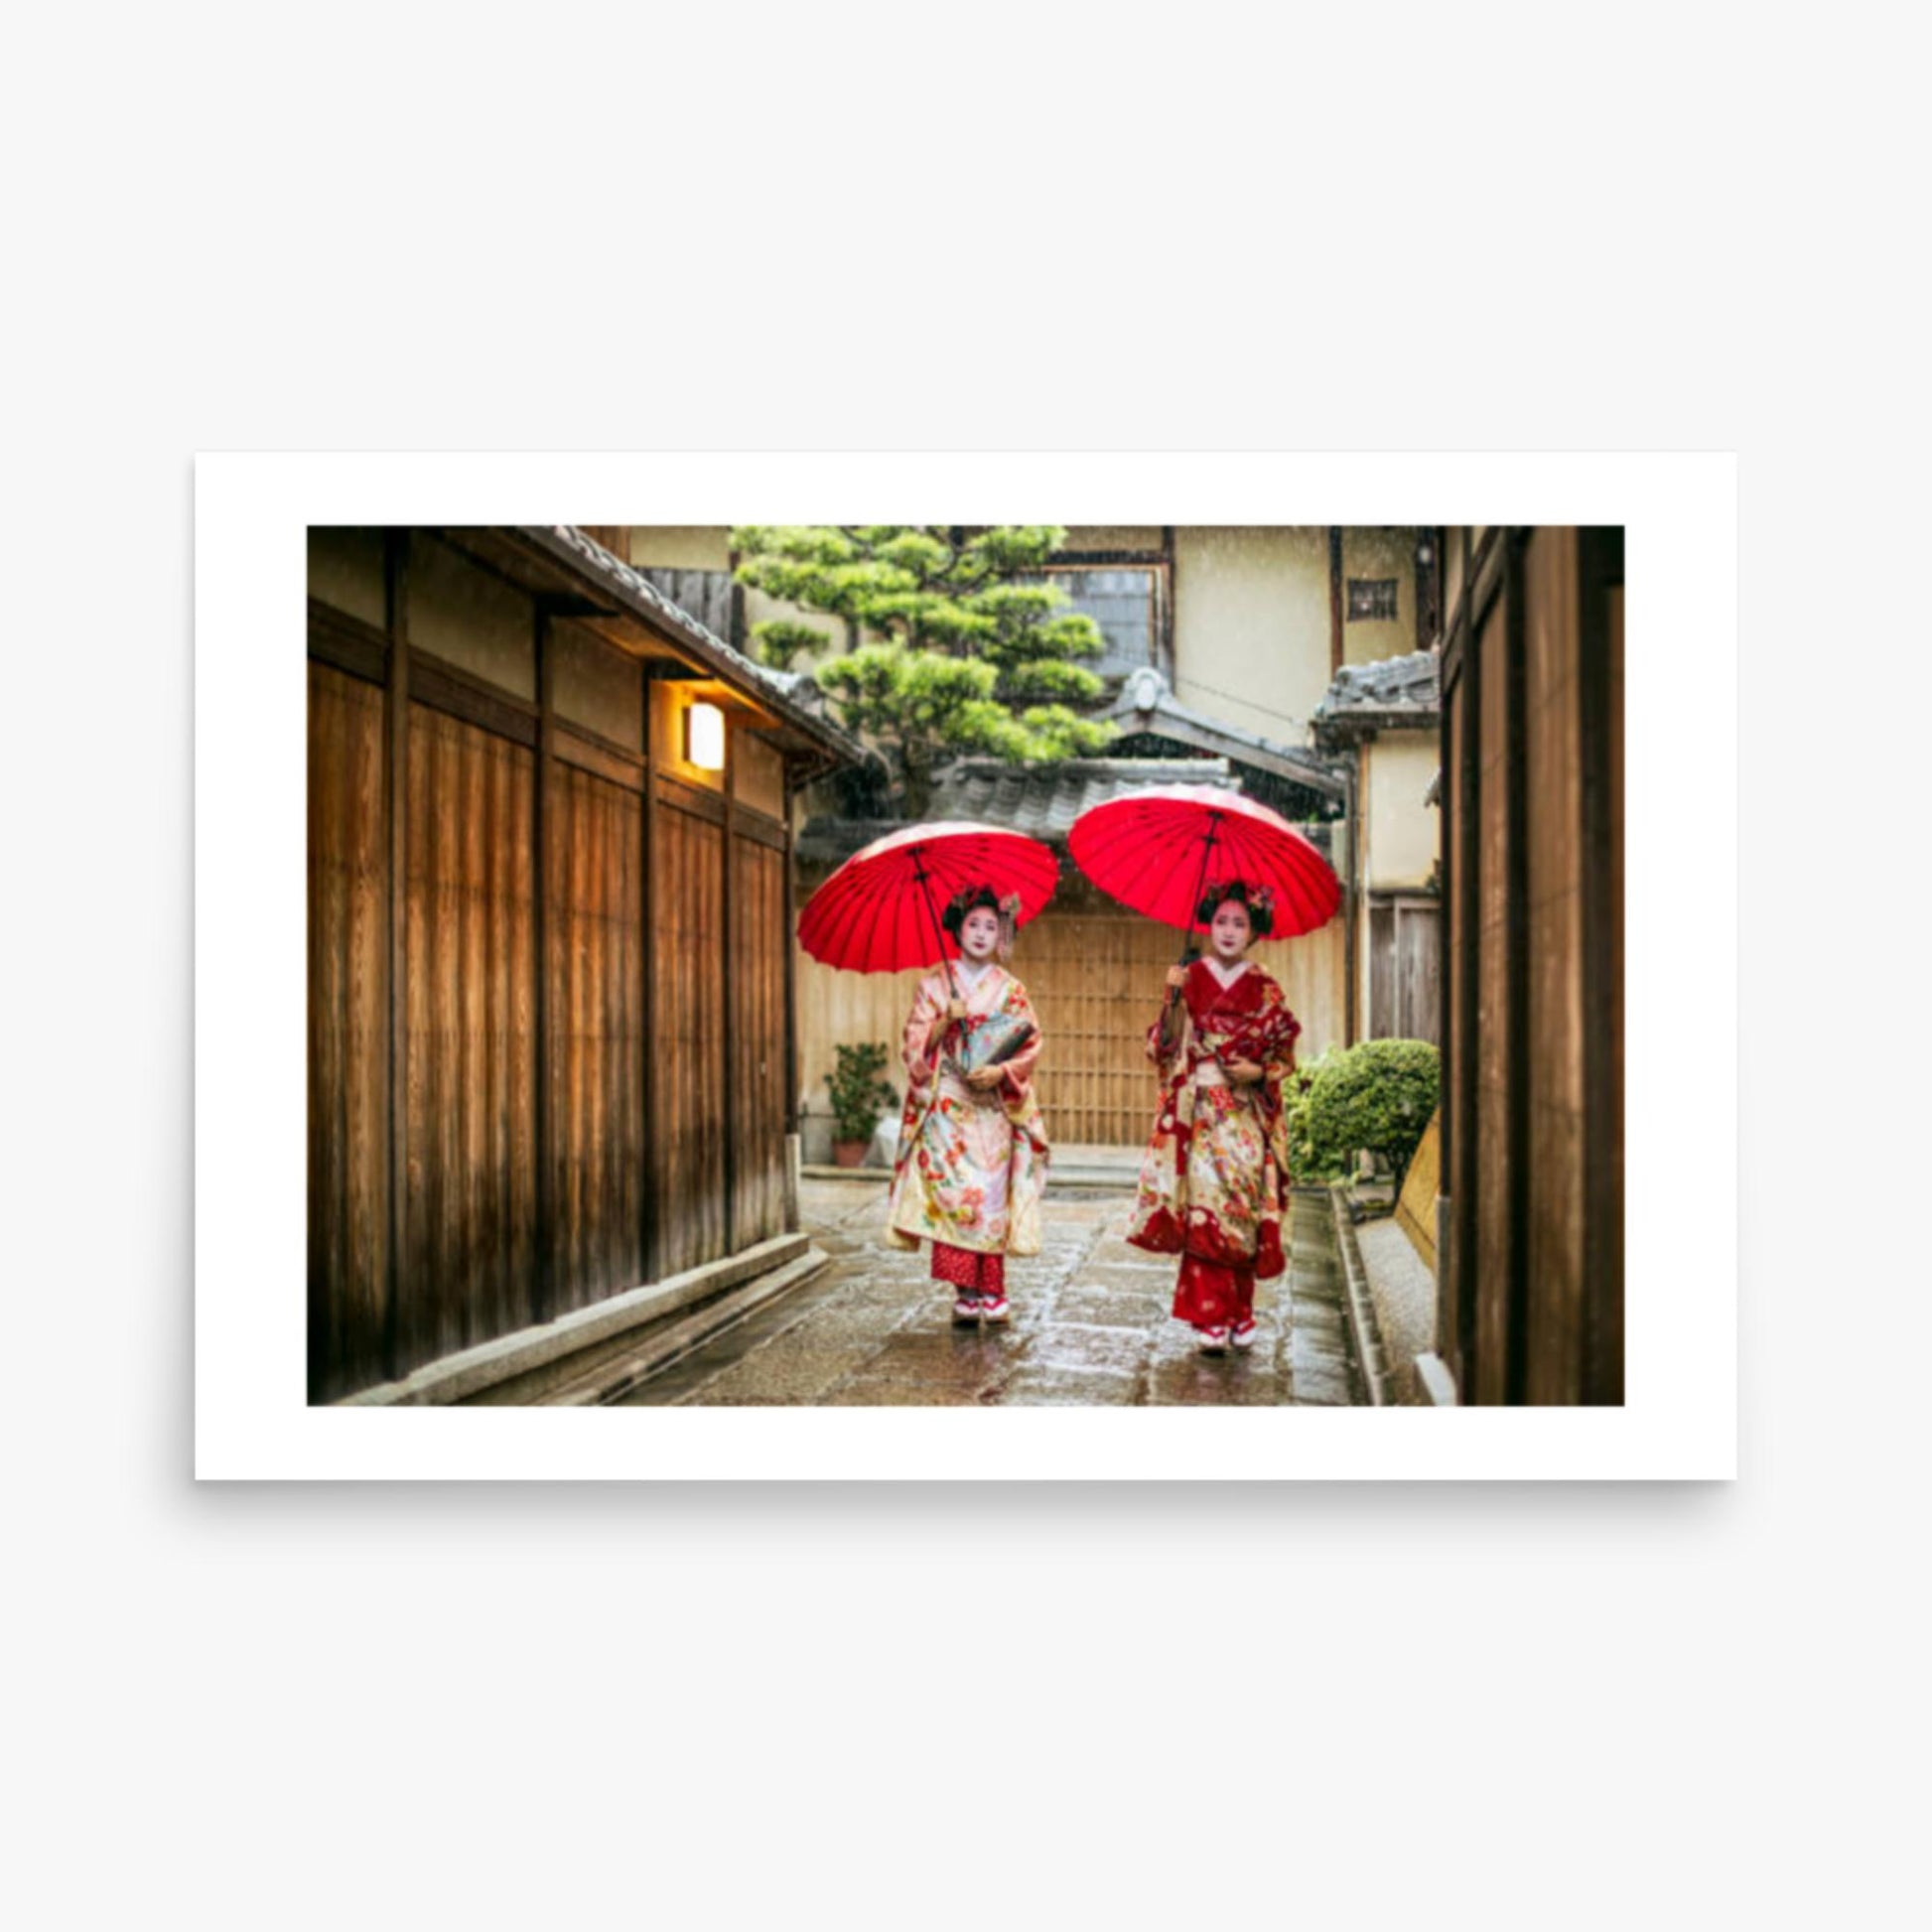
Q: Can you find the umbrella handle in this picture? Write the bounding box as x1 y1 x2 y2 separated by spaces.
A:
912 859 963 1049
1168 813 1222 1010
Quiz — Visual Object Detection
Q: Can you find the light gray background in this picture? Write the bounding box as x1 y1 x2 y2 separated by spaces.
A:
5 4 1907 1925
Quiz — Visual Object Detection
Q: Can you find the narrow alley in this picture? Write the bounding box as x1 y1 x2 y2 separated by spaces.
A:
616 1177 1360 1407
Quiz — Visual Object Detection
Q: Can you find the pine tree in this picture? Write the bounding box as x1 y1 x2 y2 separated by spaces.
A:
732 525 1117 813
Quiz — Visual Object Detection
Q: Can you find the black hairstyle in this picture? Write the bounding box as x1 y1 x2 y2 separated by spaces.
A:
941 885 1003 940
1195 878 1275 939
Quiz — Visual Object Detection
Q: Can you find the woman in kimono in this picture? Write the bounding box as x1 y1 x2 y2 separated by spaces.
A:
885 886 1049 1325
1127 880 1302 1353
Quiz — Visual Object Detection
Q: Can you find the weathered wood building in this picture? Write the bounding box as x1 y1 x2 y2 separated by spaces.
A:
306 526 864 1402
1435 526 1624 1404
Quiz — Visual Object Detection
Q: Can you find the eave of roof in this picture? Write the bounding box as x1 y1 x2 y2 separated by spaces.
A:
1311 649 1443 746
1104 669 1347 801
494 525 871 774
796 755 1343 869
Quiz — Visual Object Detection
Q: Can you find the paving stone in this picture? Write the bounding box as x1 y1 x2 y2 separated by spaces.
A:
1027 1323 1152 1376
678 1344 873 1405
1146 1358 1286 1407
779 1303 912 1346
1047 1284 1170 1330
1074 1259 1180 1288
1147 1318 1283 1365
1088 1239 1158 1267
1290 1368 1357 1407
855 1330 1020 1395
619 1173 1364 1407
820 1378 988 1407
991 1364 1142 1407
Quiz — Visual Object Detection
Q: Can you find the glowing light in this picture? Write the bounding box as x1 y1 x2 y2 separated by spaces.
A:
685 700 725 771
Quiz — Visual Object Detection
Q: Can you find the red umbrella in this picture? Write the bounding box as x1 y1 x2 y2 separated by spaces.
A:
798 821 1060 988
1067 783 1340 950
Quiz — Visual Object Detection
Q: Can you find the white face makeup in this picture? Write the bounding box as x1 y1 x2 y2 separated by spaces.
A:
959 906 1001 961
1208 900 1253 960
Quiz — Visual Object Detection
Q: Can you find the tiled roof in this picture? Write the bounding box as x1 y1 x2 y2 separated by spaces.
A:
1107 667 1346 801
526 527 870 768
1313 649 1443 719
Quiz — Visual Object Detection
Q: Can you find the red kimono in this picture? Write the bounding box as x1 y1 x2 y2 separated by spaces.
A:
1126 959 1301 1330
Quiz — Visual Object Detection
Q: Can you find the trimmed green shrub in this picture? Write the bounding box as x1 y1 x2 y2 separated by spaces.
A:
1282 1048 1343 1181
1301 1038 1441 1189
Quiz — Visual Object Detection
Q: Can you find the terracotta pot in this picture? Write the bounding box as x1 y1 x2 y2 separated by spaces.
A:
832 1139 870 1169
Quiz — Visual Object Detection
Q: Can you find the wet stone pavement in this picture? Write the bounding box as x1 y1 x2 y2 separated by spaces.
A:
616 1178 1361 1407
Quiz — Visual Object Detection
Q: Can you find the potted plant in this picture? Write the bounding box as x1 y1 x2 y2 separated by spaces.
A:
824 1041 898 1168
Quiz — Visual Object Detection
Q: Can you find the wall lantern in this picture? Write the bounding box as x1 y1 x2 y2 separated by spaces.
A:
684 699 726 771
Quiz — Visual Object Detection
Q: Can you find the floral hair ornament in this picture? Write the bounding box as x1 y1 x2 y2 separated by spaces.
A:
942 884 1003 943
1196 878 1277 939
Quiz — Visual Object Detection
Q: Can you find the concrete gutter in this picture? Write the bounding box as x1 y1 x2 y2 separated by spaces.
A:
537 1247 832 1406
1328 1183 1391 1406
1414 1352 1458 1406
342 1232 820 1407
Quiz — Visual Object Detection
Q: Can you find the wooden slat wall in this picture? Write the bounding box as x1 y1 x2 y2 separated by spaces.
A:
1439 526 1623 1405
1445 625 1467 1383
1399 905 1442 1043
1367 898 1443 1042
402 704 538 1374
1472 577 1518 1406
653 802 728 1275
548 763 646 1313
639 567 733 640
1523 528 1587 1404
1592 577 1624 1403
311 544 817 1401
1443 629 1476 1386
732 838 789 1245
308 664 390 1402
1369 902 1395 1037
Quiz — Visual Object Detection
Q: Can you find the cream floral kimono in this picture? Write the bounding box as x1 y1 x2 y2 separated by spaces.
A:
885 962 1049 1257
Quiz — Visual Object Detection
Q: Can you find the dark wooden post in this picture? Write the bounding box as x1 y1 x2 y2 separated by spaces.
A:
1579 527 1625 1403
380 531 410 1384
1344 749 1362 1046
1160 525 1177 681
1501 531 1532 1404
722 723 739 1255
1448 526 1482 1391
639 680 660 1282
1437 609 1458 1387
532 608 555 1325
1328 526 1345 675
782 774 800 1142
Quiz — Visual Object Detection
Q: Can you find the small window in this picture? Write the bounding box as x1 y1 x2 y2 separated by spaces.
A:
1348 578 1399 622
1038 566 1160 676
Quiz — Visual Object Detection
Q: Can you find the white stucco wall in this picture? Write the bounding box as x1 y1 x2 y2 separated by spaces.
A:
1340 527 1419 666
1171 526 1333 744
626 527 732 571
1364 732 1442 891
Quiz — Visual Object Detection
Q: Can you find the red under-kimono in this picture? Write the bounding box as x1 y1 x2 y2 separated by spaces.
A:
1126 958 1302 1330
